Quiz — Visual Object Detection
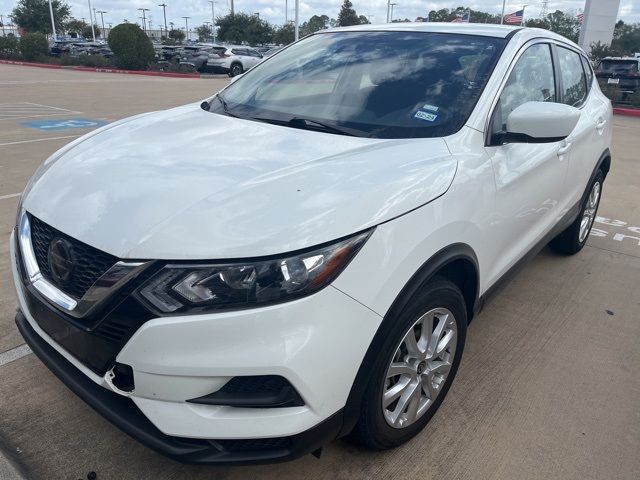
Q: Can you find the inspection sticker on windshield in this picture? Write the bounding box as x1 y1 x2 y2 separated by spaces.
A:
414 110 438 122
422 104 439 113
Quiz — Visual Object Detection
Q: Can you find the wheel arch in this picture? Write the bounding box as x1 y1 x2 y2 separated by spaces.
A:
339 243 479 437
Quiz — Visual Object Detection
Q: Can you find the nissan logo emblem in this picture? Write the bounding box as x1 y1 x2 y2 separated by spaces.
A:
48 237 76 286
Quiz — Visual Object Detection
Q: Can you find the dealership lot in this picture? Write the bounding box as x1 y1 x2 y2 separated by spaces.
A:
0 64 638 479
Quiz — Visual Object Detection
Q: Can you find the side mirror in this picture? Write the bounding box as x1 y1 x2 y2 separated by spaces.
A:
498 101 580 144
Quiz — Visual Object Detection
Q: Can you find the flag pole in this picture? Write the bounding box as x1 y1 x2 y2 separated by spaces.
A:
521 4 527 26
500 0 506 24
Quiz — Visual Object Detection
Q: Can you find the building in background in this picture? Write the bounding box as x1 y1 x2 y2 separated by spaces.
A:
579 0 621 48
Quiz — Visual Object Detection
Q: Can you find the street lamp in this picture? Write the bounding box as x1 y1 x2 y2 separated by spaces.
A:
390 3 397 22
87 0 96 41
294 0 299 41
158 3 168 38
182 16 190 42
138 8 150 32
97 10 107 37
208 1 216 43
47 0 57 40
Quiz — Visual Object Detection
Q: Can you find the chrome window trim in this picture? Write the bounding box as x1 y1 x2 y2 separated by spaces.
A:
18 210 151 317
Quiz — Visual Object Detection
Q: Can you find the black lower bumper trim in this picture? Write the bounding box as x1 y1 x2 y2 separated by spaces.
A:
15 310 343 465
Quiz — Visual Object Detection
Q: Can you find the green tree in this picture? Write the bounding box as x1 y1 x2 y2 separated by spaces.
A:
196 24 213 42
301 14 329 36
168 28 185 42
108 23 155 70
611 21 640 55
525 10 580 43
358 15 370 24
82 24 100 39
216 13 273 45
12 0 70 34
64 18 86 37
588 41 620 64
337 0 360 27
273 23 294 45
19 31 48 60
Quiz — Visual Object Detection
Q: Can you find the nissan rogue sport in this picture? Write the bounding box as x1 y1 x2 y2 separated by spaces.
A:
12 23 612 464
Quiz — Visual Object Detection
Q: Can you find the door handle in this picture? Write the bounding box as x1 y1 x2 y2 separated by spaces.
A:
557 142 572 156
596 118 607 130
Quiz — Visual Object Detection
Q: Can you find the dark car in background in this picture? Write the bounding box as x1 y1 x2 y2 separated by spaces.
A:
596 56 640 94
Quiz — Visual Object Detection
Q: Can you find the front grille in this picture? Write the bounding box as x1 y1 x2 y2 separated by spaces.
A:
29 214 117 299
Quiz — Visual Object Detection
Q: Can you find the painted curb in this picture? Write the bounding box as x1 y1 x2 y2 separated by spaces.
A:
613 107 640 117
0 59 205 79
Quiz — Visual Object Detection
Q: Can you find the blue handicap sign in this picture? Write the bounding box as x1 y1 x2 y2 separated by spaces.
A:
21 118 108 131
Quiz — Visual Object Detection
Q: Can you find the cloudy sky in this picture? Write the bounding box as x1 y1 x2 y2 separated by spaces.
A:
1 0 638 31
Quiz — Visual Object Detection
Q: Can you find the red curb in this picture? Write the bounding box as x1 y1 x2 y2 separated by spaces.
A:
0 59 200 79
613 107 640 117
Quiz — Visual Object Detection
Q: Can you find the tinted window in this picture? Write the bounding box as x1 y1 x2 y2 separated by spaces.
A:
213 32 506 139
581 55 593 92
494 43 556 132
599 60 639 74
557 47 587 107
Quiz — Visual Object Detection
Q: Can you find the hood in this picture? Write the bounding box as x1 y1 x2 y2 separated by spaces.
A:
23 104 457 259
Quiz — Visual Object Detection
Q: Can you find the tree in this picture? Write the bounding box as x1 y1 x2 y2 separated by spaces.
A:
12 0 70 34
588 41 620 64
611 21 640 56
19 32 48 60
82 24 100 39
216 13 273 45
301 14 329 36
525 10 580 43
273 23 294 45
358 15 370 24
337 0 360 27
196 24 213 42
168 28 185 42
108 23 155 70
64 18 86 37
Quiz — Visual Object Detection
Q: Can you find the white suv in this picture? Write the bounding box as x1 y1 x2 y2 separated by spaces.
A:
205 46 264 76
12 24 612 464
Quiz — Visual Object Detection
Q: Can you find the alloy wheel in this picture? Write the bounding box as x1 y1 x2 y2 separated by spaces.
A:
382 307 457 429
579 180 601 243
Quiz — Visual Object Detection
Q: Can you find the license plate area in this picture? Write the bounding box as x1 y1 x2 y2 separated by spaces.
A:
608 78 620 84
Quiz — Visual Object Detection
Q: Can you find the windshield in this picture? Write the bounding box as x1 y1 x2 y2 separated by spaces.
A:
210 31 506 138
600 60 638 74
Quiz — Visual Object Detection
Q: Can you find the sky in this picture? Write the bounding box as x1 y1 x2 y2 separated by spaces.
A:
0 0 638 32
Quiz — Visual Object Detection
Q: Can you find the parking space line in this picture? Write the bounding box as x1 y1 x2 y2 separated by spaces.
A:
0 344 32 367
0 135 80 147
0 193 21 201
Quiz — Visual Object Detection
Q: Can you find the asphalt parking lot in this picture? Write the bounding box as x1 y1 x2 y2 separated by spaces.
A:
0 64 639 480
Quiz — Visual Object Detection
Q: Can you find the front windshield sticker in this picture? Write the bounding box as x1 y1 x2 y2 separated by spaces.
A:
414 110 438 122
422 104 439 113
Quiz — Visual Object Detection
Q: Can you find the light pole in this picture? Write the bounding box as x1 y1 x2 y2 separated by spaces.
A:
47 0 57 40
500 0 507 24
138 8 150 32
366 14 373 23
294 0 299 41
390 3 397 22
0 14 5 37
159 3 168 38
285 0 287 24
208 1 216 43
182 16 190 42
97 11 107 38
87 0 96 41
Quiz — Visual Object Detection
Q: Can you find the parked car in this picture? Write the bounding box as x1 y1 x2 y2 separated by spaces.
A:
205 46 263 76
178 44 226 72
13 24 611 465
595 56 640 94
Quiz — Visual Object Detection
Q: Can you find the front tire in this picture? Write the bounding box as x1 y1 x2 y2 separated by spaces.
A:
230 63 243 77
549 170 604 255
351 277 467 450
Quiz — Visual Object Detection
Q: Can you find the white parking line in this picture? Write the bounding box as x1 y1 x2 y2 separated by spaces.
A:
0 193 21 201
0 135 80 147
0 344 32 367
0 102 81 120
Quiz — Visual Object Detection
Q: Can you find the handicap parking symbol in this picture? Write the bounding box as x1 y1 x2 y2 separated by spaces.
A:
21 118 108 131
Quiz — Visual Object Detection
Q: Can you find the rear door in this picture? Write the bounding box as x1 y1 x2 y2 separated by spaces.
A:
555 45 607 208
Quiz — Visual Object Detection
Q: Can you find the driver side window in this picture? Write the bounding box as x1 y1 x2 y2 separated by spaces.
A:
493 43 556 135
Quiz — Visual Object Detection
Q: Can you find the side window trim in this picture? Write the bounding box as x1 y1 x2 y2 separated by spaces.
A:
485 40 555 147
554 43 589 109
550 43 563 105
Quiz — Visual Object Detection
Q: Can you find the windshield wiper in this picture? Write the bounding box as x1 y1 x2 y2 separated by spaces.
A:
248 115 359 137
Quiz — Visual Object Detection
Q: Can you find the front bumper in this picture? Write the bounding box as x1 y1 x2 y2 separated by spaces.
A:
10 230 382 462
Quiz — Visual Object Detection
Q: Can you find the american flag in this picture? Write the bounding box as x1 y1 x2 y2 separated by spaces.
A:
504 9 524 25
577 12 584 24
451 11 470 23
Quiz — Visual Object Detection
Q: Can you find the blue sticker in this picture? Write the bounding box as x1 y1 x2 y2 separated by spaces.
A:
414 110 438 122
21 118 107 131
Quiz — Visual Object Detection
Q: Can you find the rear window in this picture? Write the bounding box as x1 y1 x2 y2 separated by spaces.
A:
599 60 639 74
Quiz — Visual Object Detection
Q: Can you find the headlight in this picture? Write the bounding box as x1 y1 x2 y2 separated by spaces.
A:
136 230 372 314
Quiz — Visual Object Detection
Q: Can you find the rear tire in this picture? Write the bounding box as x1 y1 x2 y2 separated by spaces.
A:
351 277 467 450
549 170 604 255
230 63 243 77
